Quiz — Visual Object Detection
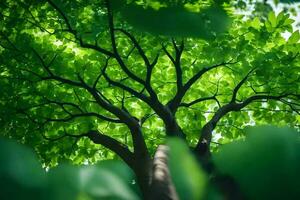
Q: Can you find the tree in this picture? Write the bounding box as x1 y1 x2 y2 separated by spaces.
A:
0 0 299 199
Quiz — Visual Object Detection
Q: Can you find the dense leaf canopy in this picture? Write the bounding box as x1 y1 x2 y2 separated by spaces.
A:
0 0 299 168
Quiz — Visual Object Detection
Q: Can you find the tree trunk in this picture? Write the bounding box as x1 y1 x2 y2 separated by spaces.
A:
133 156 152 198
133 145 179 200
148 145 179 200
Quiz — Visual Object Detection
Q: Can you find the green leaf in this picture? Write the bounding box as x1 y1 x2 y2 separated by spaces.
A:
288 30 300 44
213 126 300 200
167 138 207 200
0 139 46 200
113 0 230 39
46 160 140 200
268 11 277 27
251 17 261 30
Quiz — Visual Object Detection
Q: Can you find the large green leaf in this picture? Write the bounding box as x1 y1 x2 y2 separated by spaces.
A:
213 126 300 200
167 138 207 200
0 139 47 199
45 161 140 200
112 0 231 39
0 138 140 200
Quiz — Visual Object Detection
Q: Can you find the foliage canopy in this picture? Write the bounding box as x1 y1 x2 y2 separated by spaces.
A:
1 0 299 164
0 0 300 198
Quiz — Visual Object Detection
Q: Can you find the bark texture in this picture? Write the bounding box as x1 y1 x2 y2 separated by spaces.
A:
148 145 179 200
133 145 179 200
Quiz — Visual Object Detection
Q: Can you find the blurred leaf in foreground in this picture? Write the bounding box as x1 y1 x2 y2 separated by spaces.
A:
0 138 140 200
213 126 300 200
46 160 140 200
112 0 231 39
0 138 46 199
167 138 207 200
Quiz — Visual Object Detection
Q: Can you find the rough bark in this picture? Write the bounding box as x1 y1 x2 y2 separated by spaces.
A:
132 145 179 200
148 145 179 200
133 156 153 198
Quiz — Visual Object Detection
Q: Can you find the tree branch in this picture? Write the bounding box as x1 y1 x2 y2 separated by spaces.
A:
231 67 256 103
179 96 219 108
101 63 152 105
43 129 135 167
44 112 120 123
167 60 237 113
114 28 159 95
195 93 299 156
105 0 145 85
32 48 149 157
162 40 184 90
46 0 115 57
86 130 135 167
100 25 185 138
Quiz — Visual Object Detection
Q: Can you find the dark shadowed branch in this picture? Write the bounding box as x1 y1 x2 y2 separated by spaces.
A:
31 47 150 160
162 38 184 90
167 60 237 113
46 0 115 57
195 91 300 156
40 128 135 167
